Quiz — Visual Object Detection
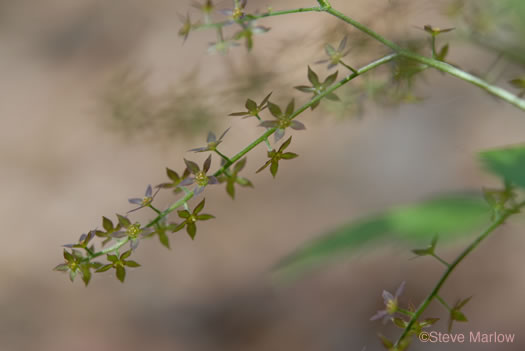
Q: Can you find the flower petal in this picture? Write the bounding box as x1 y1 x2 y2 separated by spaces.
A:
206 131 216 143
370 309 388 321
260 120 279 128
179 177 195 186
203 154 212 173
290 120 306 130
395 281 406 298
184 159 200 174
145 185 153 197
382 290 394 304
274 128 285 142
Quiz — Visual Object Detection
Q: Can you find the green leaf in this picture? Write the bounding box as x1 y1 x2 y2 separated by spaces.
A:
116 265 126 283
389 195 489 242
124 260 141 268
480 144 525 189
157 230 170 249
281 152 298 160
268 102 282 118
121 250 132 260
69 269 78 282
187 222 197 239
275 195 489 276
275 217 390 276
102 216 114 232
260 92 272 107
324 92 340 101
117 214 131 228
285 99 295 116
53 263 69 272
295 85 315 93
226 180 235 199
234 158 247 174
193 199 206 214
256 160 271 173
184 159 200 174
167 168 180 181
96 264 113 273
80 265 92 286
270 160 279 178
279 136 292 152
196 214 215 220
229 111 249 117
323 71 338 86
245 98 257 111
451 310 468 322
307 66 320 87
437 43 449 61
325 44 336 57
63 250 73 261
172 222 186 232
178 210 191 218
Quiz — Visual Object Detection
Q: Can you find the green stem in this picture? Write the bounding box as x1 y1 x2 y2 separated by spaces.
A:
435 294 451 311
339 60 358 74
194 6 323 31
431 35 437 59
394 201 525 347
397 308 414 318
254 113 273 151
214 149 232 163
431 253 450 268
148 204 162 215
323 7 525 111
85 238 130 261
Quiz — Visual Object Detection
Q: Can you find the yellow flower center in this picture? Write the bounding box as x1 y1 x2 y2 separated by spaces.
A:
127 223 141 239
232 8 243 20
386 298 398 315
196 171 208 186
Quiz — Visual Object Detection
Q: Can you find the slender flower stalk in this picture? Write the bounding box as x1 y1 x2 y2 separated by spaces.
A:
394 200 525 347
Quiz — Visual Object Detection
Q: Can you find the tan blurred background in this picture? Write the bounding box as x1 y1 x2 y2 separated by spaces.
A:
2 0 525 350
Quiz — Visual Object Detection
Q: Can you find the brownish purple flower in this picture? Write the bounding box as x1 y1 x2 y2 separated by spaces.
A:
259 99 305 142
179 154 219 196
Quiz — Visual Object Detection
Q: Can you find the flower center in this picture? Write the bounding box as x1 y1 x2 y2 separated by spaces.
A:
127 223 142 239
386 298 398 315
232 8 244 20
68 262 78 271
278 119 291 129
195 171 209 186
141 196 152 206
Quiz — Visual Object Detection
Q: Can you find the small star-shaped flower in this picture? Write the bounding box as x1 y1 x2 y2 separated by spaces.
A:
370 281 406 323
189 128 230 152
259 99 306 142
295 66 340 110
179 154 219 196
256 136 299 178
128 185 160 213
173 198 215 239
315 35 351 69
229 92 272 118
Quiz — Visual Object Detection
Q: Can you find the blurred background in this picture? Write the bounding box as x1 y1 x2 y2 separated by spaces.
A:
2 0 525 350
